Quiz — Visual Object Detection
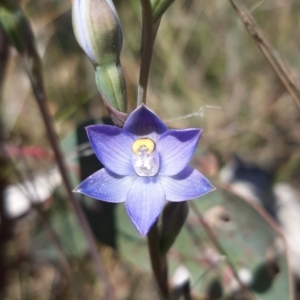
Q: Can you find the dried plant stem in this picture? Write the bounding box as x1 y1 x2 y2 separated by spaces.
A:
147 222 169 299
189 202 254 299
22 53 113 300
137 0 154 106
229 0 300 109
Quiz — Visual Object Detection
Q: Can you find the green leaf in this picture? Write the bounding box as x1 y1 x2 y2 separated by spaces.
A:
116 186 294 299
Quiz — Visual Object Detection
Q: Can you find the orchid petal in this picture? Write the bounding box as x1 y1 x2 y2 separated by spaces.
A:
159 166 215 201
123 105 168 142
157 129 202 176
126 177 165 236
86 125 135 176
74 168 136 202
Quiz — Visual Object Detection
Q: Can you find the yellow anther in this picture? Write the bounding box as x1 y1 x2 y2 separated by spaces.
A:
132 138 155 154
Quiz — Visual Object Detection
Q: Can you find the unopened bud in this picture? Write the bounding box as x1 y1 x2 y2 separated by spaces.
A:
95 62 126 112
72 0 122 65
72 0 127 112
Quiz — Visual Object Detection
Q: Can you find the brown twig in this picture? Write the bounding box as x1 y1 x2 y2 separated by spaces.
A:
22 50 113 299
229 0 300 108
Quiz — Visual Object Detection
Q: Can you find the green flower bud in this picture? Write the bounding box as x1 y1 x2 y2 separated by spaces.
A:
72 0 127 112
95 63 126 112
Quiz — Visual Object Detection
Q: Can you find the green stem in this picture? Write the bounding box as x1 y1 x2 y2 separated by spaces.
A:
137 0 154 106
147 221 169 299
152 0 175 23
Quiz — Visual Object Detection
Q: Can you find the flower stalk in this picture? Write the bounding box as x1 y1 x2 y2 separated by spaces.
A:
73 105 214 297
137 0 154 106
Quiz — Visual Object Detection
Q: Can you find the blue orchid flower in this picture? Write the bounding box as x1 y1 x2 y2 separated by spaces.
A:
74 105 215 236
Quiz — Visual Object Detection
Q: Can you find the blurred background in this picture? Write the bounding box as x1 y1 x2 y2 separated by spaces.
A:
1 0 300 299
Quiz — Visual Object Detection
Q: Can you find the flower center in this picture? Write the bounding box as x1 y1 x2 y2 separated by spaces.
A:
131 138 159 177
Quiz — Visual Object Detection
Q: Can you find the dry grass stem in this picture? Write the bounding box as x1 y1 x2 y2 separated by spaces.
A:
229 0 300 109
